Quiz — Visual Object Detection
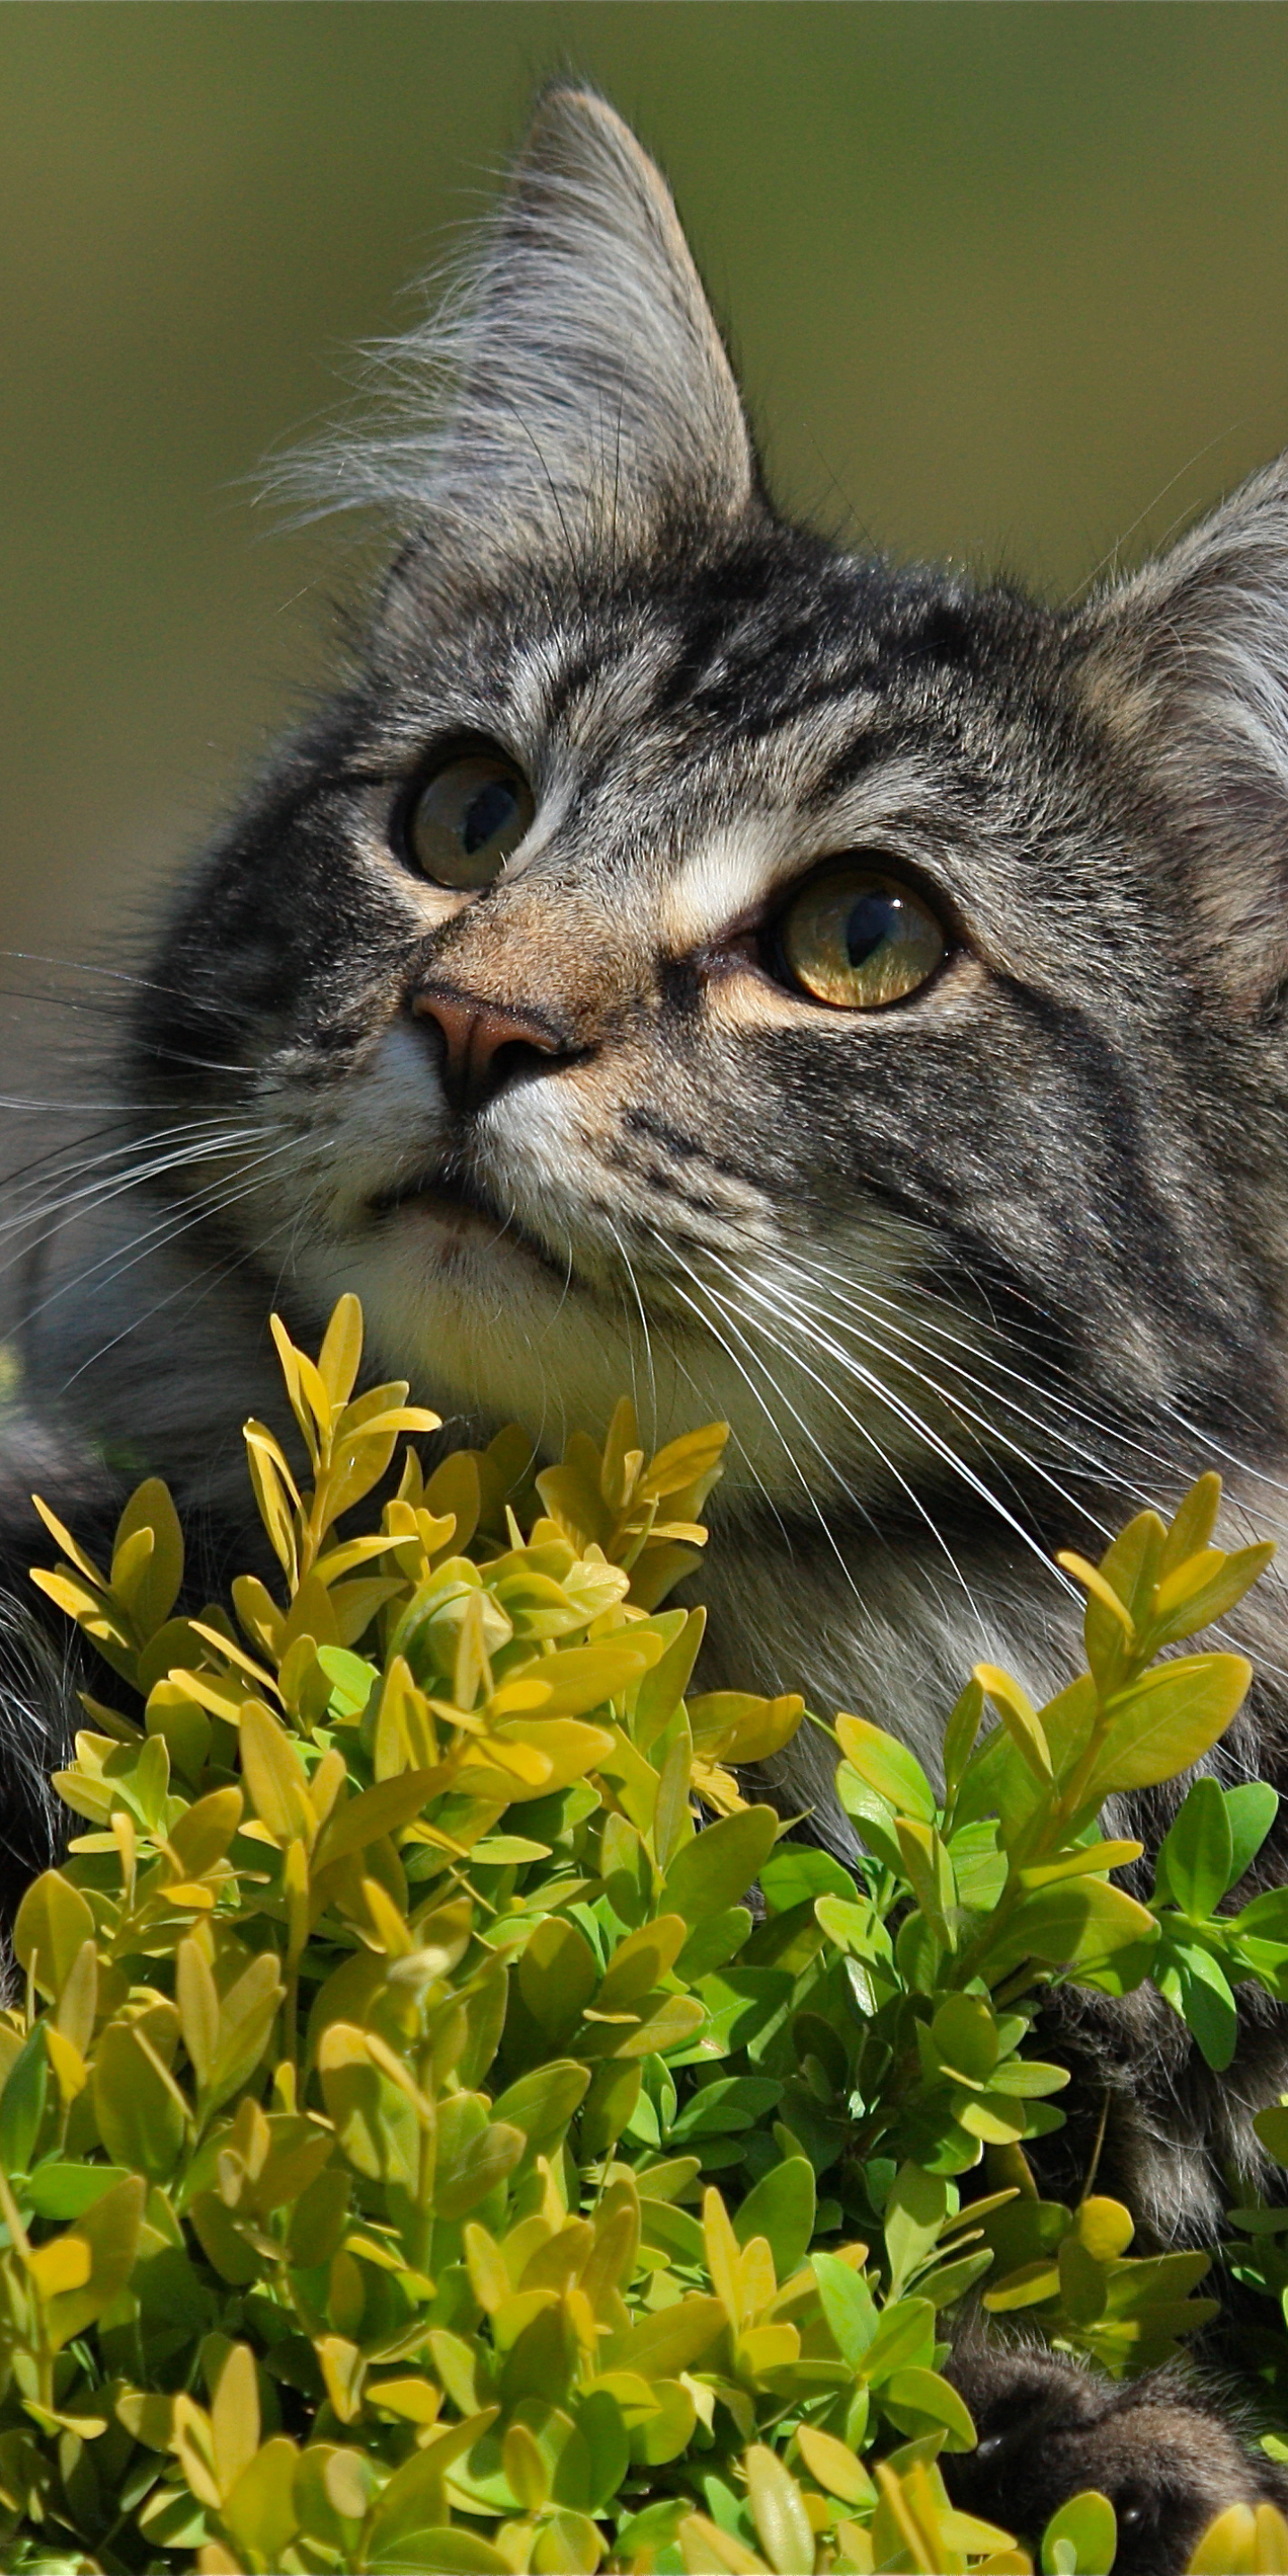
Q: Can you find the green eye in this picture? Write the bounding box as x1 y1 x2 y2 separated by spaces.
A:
406 747 535 888
779 862 946 1009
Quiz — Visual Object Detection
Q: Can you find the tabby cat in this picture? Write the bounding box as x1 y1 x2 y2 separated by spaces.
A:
6 83 1288 2564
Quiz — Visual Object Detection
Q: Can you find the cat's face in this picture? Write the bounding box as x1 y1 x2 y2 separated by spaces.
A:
128 88 1288 1546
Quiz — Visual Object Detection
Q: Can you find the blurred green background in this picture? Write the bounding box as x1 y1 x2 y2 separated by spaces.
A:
6 2 1288 962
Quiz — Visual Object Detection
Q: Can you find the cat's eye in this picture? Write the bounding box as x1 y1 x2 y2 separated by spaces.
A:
405 747 535 889
777 861 946 1009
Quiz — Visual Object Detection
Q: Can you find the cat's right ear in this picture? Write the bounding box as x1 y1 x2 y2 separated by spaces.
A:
1080 457 1288 1011
288 85 757 564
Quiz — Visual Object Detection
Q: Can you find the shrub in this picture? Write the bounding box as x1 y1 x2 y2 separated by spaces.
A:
4 1298 1288 2574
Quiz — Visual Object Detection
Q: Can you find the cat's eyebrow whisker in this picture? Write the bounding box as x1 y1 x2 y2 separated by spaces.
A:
698 1267 995 1642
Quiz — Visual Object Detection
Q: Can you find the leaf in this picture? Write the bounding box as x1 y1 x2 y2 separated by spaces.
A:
211 2342 260 2497
942 1675 986 1802
317 1293 365 1409
812 2252 878 2365
1158 1473 1222 1578
794 2425 875 2509
743 2445 814 2576
238 1698 315 1847
993 1879 1159 1983
834 1713 936 1820
519 1916 598 2040
0 2023 48 2173
111 1478 185 1638
733 2157 815 2284
13 1871 95 2003
1224 1781 1279 1888
880 2362 977 2450
176 1936 221 2092
521 1641 648 1717
1082 1655 1252 1800
975 1665 1053 1783
1148 1542 1275 1649
244 1427 299 1577
92 2016 187 2176
596 1915 687 2012
1158 1775 1233 1918
436 2121 525 2220
663 1803 780 1921
311 1766 444 1873
221 2436 301 2563
1040 2490 1118 2576
895 1816 956 1945
759 1846 857 1912
688 1691 803 1766
609 2296 727 2377
24 2161 131 2219
490 2062 590 2146
1162 1936 1239 2072
38 2173 145 2350
884 2163 953 2297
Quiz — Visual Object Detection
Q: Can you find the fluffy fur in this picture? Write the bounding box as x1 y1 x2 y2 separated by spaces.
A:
7 82 1288 2555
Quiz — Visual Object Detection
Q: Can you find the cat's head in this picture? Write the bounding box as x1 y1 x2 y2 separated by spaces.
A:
128 87 1288 1548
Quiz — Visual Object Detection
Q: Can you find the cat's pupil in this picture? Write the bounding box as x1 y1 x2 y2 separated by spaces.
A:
845 890 896 967
463 780 517 855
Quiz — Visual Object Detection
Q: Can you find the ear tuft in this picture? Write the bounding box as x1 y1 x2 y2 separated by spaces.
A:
1082 459 1288 1007
280 83 755 564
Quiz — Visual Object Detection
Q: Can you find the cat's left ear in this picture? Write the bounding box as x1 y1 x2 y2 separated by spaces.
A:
290 84 758 564
1082 458 1288 1009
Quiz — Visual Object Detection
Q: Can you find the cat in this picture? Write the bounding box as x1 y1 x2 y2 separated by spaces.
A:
6 79 1288 2564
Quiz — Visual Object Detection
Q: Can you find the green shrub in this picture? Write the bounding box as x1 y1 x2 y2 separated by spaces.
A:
4 1297 1288 2575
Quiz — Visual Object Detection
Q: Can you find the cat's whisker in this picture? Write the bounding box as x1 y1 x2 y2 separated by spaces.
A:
702 1256 1080 1605
0 1127 283 1284
17 1135 310 1346
774 1250 1150 1538
695 1267 996 1643
4 1116 271 1219
0 951 251 1018
643 1227 870 1605
604 1216 659 1440
794 1245 1170 1486
617 1218 795 1551
59 1201 309 1395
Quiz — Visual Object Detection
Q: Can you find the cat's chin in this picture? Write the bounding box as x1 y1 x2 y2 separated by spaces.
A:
368 1180 565 1284
291 1200 640 1453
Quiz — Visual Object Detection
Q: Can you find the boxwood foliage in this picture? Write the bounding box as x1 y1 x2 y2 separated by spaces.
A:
5 1298 1288 2575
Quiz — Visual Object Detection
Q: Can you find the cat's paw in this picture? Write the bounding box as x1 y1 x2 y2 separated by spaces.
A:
944 2343 1288 2576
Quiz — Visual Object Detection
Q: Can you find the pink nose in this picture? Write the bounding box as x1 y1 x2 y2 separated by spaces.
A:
411 984 565 1114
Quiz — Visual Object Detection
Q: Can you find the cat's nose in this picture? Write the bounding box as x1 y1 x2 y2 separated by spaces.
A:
410 983 572 1114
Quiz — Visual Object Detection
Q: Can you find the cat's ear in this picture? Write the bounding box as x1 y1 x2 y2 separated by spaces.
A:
297 85 756 557
1083 459 1288 1008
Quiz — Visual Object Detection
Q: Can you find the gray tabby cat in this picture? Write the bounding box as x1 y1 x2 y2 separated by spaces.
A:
5 82 1288 2564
